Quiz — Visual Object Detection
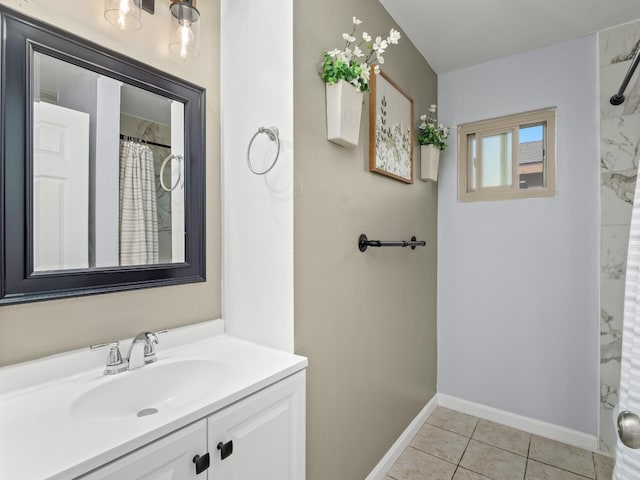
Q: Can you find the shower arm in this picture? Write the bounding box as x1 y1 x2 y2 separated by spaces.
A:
610 47 640 106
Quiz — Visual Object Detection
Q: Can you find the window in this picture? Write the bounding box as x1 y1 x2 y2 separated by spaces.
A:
458 109 556 202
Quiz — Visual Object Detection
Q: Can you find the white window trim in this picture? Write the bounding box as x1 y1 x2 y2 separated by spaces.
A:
457 108 556 202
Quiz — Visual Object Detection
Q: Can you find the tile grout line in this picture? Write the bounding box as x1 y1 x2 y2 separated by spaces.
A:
408 421 472 465
403 445 465 478
456 420 497 480
425 419 474 438
527 458 595 479
406 445 459 467
457 418 479 467
426 408 480 438
456 430 474 472
468 435 530 459
466 420 529 480
451 465 460 480
460 443 528 480
405 414 474 479
470 419 480 437
523 436 532 480
462 464 497 480
529 435 596 479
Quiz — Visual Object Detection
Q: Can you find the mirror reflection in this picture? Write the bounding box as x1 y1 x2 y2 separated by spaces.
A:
33 52 186 272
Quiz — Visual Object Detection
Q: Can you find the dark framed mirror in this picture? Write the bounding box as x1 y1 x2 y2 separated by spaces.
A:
0 7 206 304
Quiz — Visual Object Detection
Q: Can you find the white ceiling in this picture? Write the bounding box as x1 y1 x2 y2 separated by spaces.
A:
379 0 640 74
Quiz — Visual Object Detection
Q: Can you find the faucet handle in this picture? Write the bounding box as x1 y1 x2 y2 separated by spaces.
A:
91 341 128 375
106 342 124 366
143 332 160 364
145 329 168 364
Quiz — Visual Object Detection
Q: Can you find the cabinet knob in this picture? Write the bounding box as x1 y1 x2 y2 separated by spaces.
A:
217 440 233 460
193 453 210 475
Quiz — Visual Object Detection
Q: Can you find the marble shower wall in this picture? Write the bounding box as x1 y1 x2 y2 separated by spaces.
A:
599 20 640 453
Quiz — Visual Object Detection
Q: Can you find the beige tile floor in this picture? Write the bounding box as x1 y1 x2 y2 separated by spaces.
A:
385 407 615 480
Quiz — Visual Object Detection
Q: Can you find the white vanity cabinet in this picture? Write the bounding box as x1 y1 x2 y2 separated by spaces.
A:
79 420 208 479
79 371 306 480
208 371 306 479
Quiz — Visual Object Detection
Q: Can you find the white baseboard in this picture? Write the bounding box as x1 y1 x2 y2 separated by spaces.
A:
438 393 599 452
365 394 439 480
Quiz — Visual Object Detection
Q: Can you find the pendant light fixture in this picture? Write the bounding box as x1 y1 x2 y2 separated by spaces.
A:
103 0 200 60
169 0 200 59
104 0 142 31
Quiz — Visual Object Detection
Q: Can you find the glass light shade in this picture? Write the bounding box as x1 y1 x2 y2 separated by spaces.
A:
169 1 200 59
104 0 142 31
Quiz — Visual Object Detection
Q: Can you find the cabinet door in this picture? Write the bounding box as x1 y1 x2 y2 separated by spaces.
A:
80 420 209 480
208 371 306 480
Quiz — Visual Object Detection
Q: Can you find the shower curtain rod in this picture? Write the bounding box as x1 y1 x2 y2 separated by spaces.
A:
610 47 640 105
119 134 171 150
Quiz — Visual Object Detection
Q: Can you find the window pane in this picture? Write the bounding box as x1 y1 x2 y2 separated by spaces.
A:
519 124 544 189
469 134 476 191
457 109 555 202
481 132 512 187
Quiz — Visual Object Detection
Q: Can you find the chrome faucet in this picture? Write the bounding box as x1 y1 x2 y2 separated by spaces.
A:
126 331 160 370
91 330 167 375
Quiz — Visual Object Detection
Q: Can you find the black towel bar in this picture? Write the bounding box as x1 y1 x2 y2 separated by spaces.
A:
358 234 426 252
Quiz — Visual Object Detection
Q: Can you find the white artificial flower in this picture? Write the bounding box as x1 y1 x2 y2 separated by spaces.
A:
328 49 341 58
360 64 371 83
353 46 363 58
428 104 437 113
342 33 356 42
419 122 427 130
345 47 352 58
420 114 427 121
427 122 435 128
337 52 348 63
362 32 372 42
376 52 385 64
350 78 360 88
373 64 380 74
387 28 401 44
353 16 362 25
372 36 388 53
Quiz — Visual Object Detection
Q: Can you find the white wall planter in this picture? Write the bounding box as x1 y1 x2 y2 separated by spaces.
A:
325 80 363 148
420 144 440 182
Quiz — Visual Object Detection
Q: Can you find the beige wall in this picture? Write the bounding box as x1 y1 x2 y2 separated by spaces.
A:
293 2 438 479
0 0 220 366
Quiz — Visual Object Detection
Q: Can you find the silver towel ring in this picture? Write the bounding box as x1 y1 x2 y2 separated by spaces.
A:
159 154 183 192
247 126 280 175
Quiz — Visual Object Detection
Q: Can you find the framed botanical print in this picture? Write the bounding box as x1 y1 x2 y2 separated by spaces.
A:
369 70 414 183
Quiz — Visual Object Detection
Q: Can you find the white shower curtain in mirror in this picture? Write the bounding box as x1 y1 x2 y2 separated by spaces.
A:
615 162 640 478
119 141 159 266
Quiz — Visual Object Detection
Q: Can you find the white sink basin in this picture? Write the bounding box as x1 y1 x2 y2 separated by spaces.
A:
70 359 229 421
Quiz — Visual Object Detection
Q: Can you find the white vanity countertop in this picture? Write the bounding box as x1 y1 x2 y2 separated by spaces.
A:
0 320 307 480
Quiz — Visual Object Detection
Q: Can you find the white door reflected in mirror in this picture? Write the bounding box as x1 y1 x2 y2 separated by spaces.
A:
33 102 90 271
